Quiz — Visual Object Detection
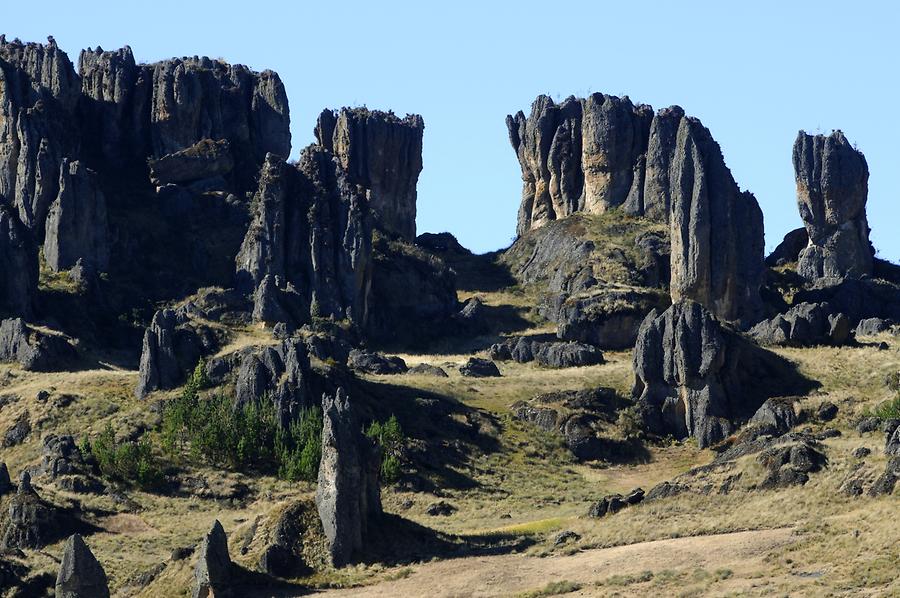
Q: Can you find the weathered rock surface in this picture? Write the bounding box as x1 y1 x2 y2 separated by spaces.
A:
407 363 448 377
148 138 234 186
0 203 38 318
757 438 826 489
491 335 604 368
0 463 11 495
0 472 66 549
233 338 312 425
748 398 799 438
794 131 872 280
315 388 382 567
633 301 808 448
459 357 501 378
854 317 894 337
316 107 423 240
508 94 765 326
347 350 408 375
135 309 203 398
749 302 851 347
192 520 232 598
0 317 77 371
43 159 109 271
588 488 644 518
235 150 372 327
766 227 808 267
55 533 110 598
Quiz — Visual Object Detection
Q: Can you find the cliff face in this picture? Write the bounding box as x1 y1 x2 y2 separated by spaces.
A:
793 130 872 281
0 202 37 318
235 149 373 327
316 107 423 241
508 94 764 326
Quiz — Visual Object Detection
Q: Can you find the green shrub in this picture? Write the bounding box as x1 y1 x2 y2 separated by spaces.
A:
85 424 164 491
366 414 406 484
872 396 900 420
275 407 323 482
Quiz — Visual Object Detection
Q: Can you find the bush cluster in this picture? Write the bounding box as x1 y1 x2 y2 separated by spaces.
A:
366 415 405 484
80 424 164 491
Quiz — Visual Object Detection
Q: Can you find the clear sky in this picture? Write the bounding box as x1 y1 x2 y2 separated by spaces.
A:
5 1 898 258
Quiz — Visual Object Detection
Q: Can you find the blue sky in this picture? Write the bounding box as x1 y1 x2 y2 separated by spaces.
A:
6 1 898 258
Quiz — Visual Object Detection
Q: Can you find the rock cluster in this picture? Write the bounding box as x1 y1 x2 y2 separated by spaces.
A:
315 388 382 567
347 350 408 375
749 302 850 347
0 317 77 371
232 337 312 425
632 300 806 448
55 534 110 598
508 94 764 326
315 107 424 240
490 335 604 368
135 309 200 398
757 438 826 489
587 488 644 517
0 472 67 549
234 150 372 328
793 131 872 280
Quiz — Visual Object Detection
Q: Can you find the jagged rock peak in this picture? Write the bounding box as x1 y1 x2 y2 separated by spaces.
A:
0 35 81 105
315 106 424 240
793 130 872 280
316 387 382 567
55 533 110 598
192 520 232 598
235 149 372 327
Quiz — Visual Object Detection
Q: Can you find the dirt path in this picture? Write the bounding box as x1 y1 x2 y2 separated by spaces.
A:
315 528 799 597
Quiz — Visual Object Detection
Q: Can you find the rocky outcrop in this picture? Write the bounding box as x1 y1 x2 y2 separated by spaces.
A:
757 437 826 489
508 94 765 326
747 398 799 438
315 388 382 567
793 131 872 280
749 302 851 347
766 227 808 267
855 317 894 337
347 350 408 375
0 37 81 233
135 309 203 398
235 150 372 328
0 317 77 371
0 203 38 318
192 520 232 598
43 159 109 271
0 472 66 549
148 138 234 186
459 357 501 377
316 107 423 240
490 335 604 368
632 301 808 448
55 534 110 598
233 338 312 425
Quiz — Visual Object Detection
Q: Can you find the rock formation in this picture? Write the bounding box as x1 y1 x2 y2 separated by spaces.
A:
766 227 808 267
749 302 851 347
0 472 66 549
490 336 604 368
43 159 109 271
315 388 382 567
0 203 38 318
55 534 110 598
793 131 871 281
0 317 77 371
235 150 372 327
632 301 807 448
135 309 202 398
508 94 765 326
233 338 312 426
192 520 232 598
316 107 423 240
148 138 234 186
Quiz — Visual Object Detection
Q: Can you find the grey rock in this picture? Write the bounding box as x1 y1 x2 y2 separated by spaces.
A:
235 150 372 327
0 204 38 318
0 471 66 549
749 302 851 347
794 130 872 280
0 463 11 495
492 336 604 368
855 317 894 337
315 388 382 567
347 350 407 375
55 533 109 598
425 501 456 516
869 457 900 496
135 309 202 398
886 424 900 456
316 107 423 240
407 363 448 377
757 439 826 489
766 227 809 267
853 447 871 459
43 159 109 272
856 416 881 434
2 412 30 447
633 301 807 448
0 318 77 371
192 520 232 598
553 530 580 546
459 357 501 378
817 401 839 422
233 338 311 425
38 434 93 479
749 397 799 437
148 138 234 186
646 481 690 501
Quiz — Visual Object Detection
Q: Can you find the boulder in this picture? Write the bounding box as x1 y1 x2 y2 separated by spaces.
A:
347 350 408 375
855 317 894 337
315 388 382 567
407 363 448 377
233 338 312 425
869 457 900 496
148 138 234 186
192 520 232 598
748 398 799 437
749 302 851 347
491 336 604 368
0 472 67 549
2 412 30 447
885 423 900 456
765 227 809 267
425 501 456 516
757 438 826 489
793 130 872 280
459 357 501 378
0 204 38 318
0 463 11 495
234 150 372 327
316 107 423 240
55 534 109 598
0 318 78 371
816 401 839 422
552 288 669 350
43 159 110 272
632 300 808 448
588 488 643 518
